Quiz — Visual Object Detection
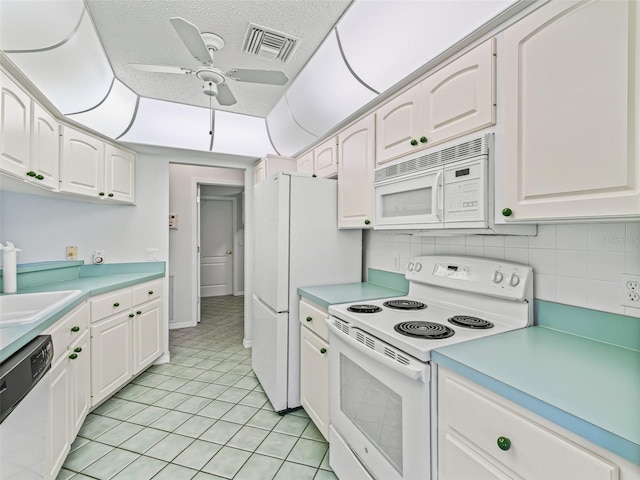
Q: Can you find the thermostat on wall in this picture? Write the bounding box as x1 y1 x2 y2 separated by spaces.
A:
169 213 179 229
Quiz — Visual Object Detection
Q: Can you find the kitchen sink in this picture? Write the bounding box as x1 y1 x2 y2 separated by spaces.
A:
0 290 82 327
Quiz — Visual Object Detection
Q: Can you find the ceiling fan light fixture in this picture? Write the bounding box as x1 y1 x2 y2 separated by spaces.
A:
203 83 219 97
196 68 225 84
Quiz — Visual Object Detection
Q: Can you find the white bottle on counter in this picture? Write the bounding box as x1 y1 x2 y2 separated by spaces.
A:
1 242 21 294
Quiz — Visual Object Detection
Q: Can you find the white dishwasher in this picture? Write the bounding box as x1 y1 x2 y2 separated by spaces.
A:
0 335 53 480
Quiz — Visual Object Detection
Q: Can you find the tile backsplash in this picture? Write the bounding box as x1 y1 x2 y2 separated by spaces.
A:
364 222 640 318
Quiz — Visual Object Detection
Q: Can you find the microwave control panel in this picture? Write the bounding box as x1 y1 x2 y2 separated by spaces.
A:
443 158 486 223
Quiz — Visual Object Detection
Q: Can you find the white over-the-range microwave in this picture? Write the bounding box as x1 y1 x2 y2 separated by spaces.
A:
373 134 535 235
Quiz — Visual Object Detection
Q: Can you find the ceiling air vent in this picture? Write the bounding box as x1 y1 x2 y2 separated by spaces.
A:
242 23 300 63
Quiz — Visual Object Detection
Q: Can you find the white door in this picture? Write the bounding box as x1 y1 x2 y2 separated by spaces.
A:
200 198 234 297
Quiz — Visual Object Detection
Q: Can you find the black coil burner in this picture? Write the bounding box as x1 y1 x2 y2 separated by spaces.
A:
394 321 455 339
448 315 494 329
347 304 382 314
383 299 427 310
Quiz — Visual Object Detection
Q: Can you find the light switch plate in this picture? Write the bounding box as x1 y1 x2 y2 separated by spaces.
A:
145 248 159 261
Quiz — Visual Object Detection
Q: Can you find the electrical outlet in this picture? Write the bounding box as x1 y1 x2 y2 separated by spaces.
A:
145 248 159 261
621 274 640 308
393 255 400 270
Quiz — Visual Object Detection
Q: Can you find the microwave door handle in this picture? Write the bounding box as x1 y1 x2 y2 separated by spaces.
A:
435 170 444 220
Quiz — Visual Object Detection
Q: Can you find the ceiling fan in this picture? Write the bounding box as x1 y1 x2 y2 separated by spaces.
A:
129 17 290 107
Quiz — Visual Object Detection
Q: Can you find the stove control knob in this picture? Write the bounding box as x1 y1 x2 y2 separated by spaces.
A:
509 273 520 286
407 262 415 271
414 262 422 272
492 271 504 283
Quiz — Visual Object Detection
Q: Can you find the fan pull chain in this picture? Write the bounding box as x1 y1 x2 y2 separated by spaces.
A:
209 82 213 136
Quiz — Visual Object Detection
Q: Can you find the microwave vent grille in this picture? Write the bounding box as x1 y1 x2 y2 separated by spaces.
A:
375 135 489 183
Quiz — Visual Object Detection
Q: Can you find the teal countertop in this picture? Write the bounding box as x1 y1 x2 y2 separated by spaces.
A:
297 268 409 309
1 262 165 361
432 326 640 464
298 282 405 309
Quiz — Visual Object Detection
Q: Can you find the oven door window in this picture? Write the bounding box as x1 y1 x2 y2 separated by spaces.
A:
340 354 403 475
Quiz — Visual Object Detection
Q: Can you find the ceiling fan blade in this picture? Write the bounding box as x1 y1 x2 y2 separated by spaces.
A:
169 17 212 65
129 64 191 74
226 69 289 85
216 83 237 106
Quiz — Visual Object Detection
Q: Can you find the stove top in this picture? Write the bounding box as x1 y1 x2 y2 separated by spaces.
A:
328 256 533 362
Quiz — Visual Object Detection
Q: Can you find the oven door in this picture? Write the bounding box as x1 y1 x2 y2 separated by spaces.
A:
327 318 431 480
374 168 443 228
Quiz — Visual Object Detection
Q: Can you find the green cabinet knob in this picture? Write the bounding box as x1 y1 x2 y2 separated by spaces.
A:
113 302 120 307
99 192 105 196
364 219 371 225
419 136 428 144
306 316 312 322
70 326 80 332
26 171 36 177
502 208 513 217
35 174 45 180
108 193 114 197
497 436 511 451
410 139 418 146
69 353 78 360
148 291 154 295
320 348 327 354
129 313 135 318
74 347 82 353
136 310 142 315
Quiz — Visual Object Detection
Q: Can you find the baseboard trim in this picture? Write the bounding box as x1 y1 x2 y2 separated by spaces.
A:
169 321 195 330
243 338 252 349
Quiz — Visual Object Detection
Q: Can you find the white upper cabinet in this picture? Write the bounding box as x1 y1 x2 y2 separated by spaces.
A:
60 126 104 198
104 143 135 203
314 137 338 178
1 72 60 190
1 72 31 178
295 137 338 178
500 0 640 221
376 38 496 165
338 114 376 228
60 125 136 203
254 155 297 185
31 103 60 190
296 149 314 175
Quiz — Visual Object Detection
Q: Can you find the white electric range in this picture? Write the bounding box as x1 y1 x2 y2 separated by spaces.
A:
326 255 533 480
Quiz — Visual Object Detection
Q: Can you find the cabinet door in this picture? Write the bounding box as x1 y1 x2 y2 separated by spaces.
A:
375 84 423 165
296 150 314 175
60 126 105 198
501 0 640 221
47 356 70 480
314 137 338 178
132 299 162 375
422 38 495 148
338 115 375 228
69 330 91 438
300 326 329 440
0 72 31 178
104 143 135 203
31 103 60 190
91 311 132 406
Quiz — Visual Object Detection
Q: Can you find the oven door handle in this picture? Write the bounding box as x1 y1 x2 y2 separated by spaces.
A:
327 320 427 383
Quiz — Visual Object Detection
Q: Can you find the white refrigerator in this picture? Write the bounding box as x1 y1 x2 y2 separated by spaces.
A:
252 172 362 414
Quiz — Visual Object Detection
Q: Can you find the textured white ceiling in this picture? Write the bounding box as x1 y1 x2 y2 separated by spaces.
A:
85 0 353 117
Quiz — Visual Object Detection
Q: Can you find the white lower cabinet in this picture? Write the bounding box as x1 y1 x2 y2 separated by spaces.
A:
437 367 635 480
299 299 330 440
90 280 163 406
44 302 90 480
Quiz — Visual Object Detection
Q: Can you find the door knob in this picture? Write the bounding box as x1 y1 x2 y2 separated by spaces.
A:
227 250 233 254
